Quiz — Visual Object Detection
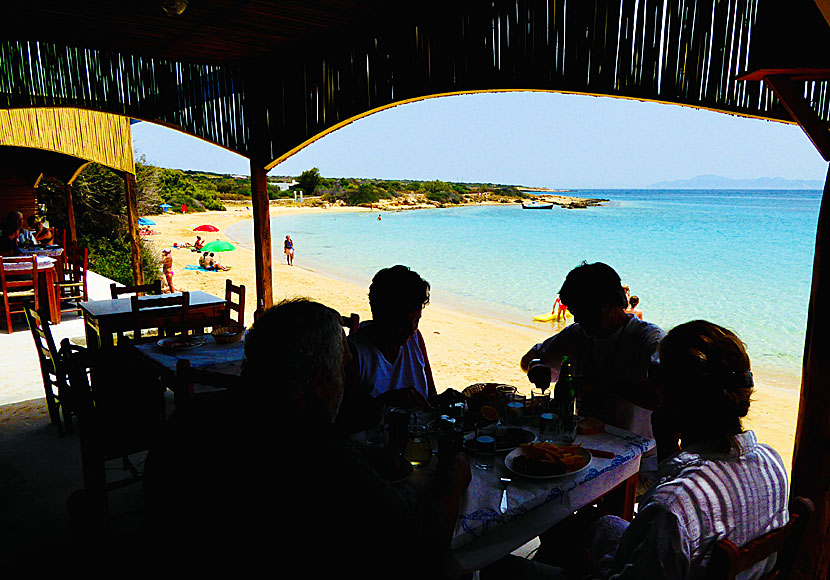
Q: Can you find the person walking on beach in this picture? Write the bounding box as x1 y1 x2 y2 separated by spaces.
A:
161 248 175 293
284 235 294 265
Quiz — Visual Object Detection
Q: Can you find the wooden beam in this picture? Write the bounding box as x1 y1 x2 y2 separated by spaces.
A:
64 183 77 244
244 68 273 313
791 162 830 580
764 75 830 161
123 172 143 285
250 161 272 312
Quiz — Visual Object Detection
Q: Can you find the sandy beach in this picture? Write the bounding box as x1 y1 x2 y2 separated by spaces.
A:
149 203 801 470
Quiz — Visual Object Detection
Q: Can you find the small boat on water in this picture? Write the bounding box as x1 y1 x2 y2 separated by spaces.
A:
522 201 554 209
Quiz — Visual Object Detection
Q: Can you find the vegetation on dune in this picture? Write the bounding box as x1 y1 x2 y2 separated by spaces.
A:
36 157 162 285
34 158 595 283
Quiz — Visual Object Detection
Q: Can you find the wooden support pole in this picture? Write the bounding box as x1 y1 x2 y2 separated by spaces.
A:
64 183 77 244
244 67 274 313
764 75 830 162
250 161 273 312
791 163 830 580
123 172 143 285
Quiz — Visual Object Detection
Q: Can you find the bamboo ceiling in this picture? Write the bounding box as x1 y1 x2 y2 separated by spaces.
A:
0 108 135 176
1 0 828 166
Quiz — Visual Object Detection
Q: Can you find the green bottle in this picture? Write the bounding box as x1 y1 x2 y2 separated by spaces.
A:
554 356 577 443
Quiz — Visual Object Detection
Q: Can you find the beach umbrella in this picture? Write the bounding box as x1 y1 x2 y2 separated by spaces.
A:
201 240 235 252
138 217 156 226
159 203 172 211
194 224 220 232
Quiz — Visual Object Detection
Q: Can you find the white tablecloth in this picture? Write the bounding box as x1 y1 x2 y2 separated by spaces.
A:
134 334 245 375
446 425 654 574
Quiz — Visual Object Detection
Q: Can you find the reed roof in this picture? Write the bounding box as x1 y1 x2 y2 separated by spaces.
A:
1 0 828 165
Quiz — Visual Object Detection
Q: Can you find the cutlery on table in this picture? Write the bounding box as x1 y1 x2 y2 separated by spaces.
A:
499 477 511 514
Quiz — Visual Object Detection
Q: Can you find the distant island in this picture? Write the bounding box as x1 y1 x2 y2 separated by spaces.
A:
648 174 824 190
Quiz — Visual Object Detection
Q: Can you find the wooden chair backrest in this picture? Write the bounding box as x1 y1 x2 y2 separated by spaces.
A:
223 279 245 327
341 312 360 335
25 304 61 383
63 244 88 283
707 497 815 580
111 280 162 299
0 255 39 299
130 291 190 341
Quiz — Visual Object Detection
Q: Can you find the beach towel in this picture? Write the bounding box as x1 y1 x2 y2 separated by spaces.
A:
183 265 231 272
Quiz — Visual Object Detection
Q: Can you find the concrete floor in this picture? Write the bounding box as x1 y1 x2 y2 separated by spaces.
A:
0 270 147 553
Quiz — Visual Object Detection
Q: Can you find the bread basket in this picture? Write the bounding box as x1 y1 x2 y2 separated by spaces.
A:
463 382 517 418
211 324 245 345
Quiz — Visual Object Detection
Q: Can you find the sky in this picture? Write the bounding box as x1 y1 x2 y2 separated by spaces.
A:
130 91 828 189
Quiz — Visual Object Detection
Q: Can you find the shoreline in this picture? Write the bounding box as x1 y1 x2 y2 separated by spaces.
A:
147 203 801 471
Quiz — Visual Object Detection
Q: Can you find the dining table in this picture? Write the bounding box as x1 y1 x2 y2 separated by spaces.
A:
80 290 227 350
2 254 61 323
437 423 654 576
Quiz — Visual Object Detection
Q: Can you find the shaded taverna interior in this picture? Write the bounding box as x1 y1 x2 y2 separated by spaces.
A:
1 0 830 576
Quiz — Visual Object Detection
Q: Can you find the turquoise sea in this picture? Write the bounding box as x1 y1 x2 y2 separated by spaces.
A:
227 190 822 380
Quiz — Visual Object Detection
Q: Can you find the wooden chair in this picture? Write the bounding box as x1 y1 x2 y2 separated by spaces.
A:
25 305 73 435
62 338 165 529
707 496 815 580
57 243 88 316
110 280 162 299
130 291 191 342
341 312 360 335
174 358 243 409
0 255 39 333
223 278 245 327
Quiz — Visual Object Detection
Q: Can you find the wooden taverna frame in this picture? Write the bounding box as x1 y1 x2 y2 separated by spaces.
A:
1 1 828 575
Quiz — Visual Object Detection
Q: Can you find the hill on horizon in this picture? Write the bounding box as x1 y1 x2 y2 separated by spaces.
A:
647 174 824 190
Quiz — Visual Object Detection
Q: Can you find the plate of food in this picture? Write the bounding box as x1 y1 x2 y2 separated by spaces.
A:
464 427 536 453
504 442 592 479
157 335 207 351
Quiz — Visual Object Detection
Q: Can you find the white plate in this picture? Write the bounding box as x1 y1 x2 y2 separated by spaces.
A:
504 446 592 480
157 335 207 351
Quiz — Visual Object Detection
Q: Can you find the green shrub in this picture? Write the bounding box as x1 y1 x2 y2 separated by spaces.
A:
84 236 160 286
346 184 381 205
425 189 462 204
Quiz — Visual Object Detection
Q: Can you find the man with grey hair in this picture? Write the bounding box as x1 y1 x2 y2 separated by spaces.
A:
145 298 470 577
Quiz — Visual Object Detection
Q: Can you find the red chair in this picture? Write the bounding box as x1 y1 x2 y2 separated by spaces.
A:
57 243 88 316
707 496 814 580
0 255 39 333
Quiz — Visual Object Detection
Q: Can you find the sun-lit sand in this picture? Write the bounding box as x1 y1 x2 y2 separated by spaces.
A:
148 203 801 471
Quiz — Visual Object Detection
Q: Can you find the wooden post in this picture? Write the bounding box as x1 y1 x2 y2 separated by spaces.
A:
64 183 77 244
250 161 273 311
123 172 143 285
244 68 274 312
791 163 830 580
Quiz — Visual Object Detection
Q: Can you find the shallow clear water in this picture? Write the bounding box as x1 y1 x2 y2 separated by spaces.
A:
227 189 822 376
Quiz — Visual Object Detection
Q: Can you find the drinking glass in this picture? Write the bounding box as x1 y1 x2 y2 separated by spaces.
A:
404 424 433 468
505 401 525 427
539 412 557 442
530 388 550 416
556 413 578 444
473 435 496 470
